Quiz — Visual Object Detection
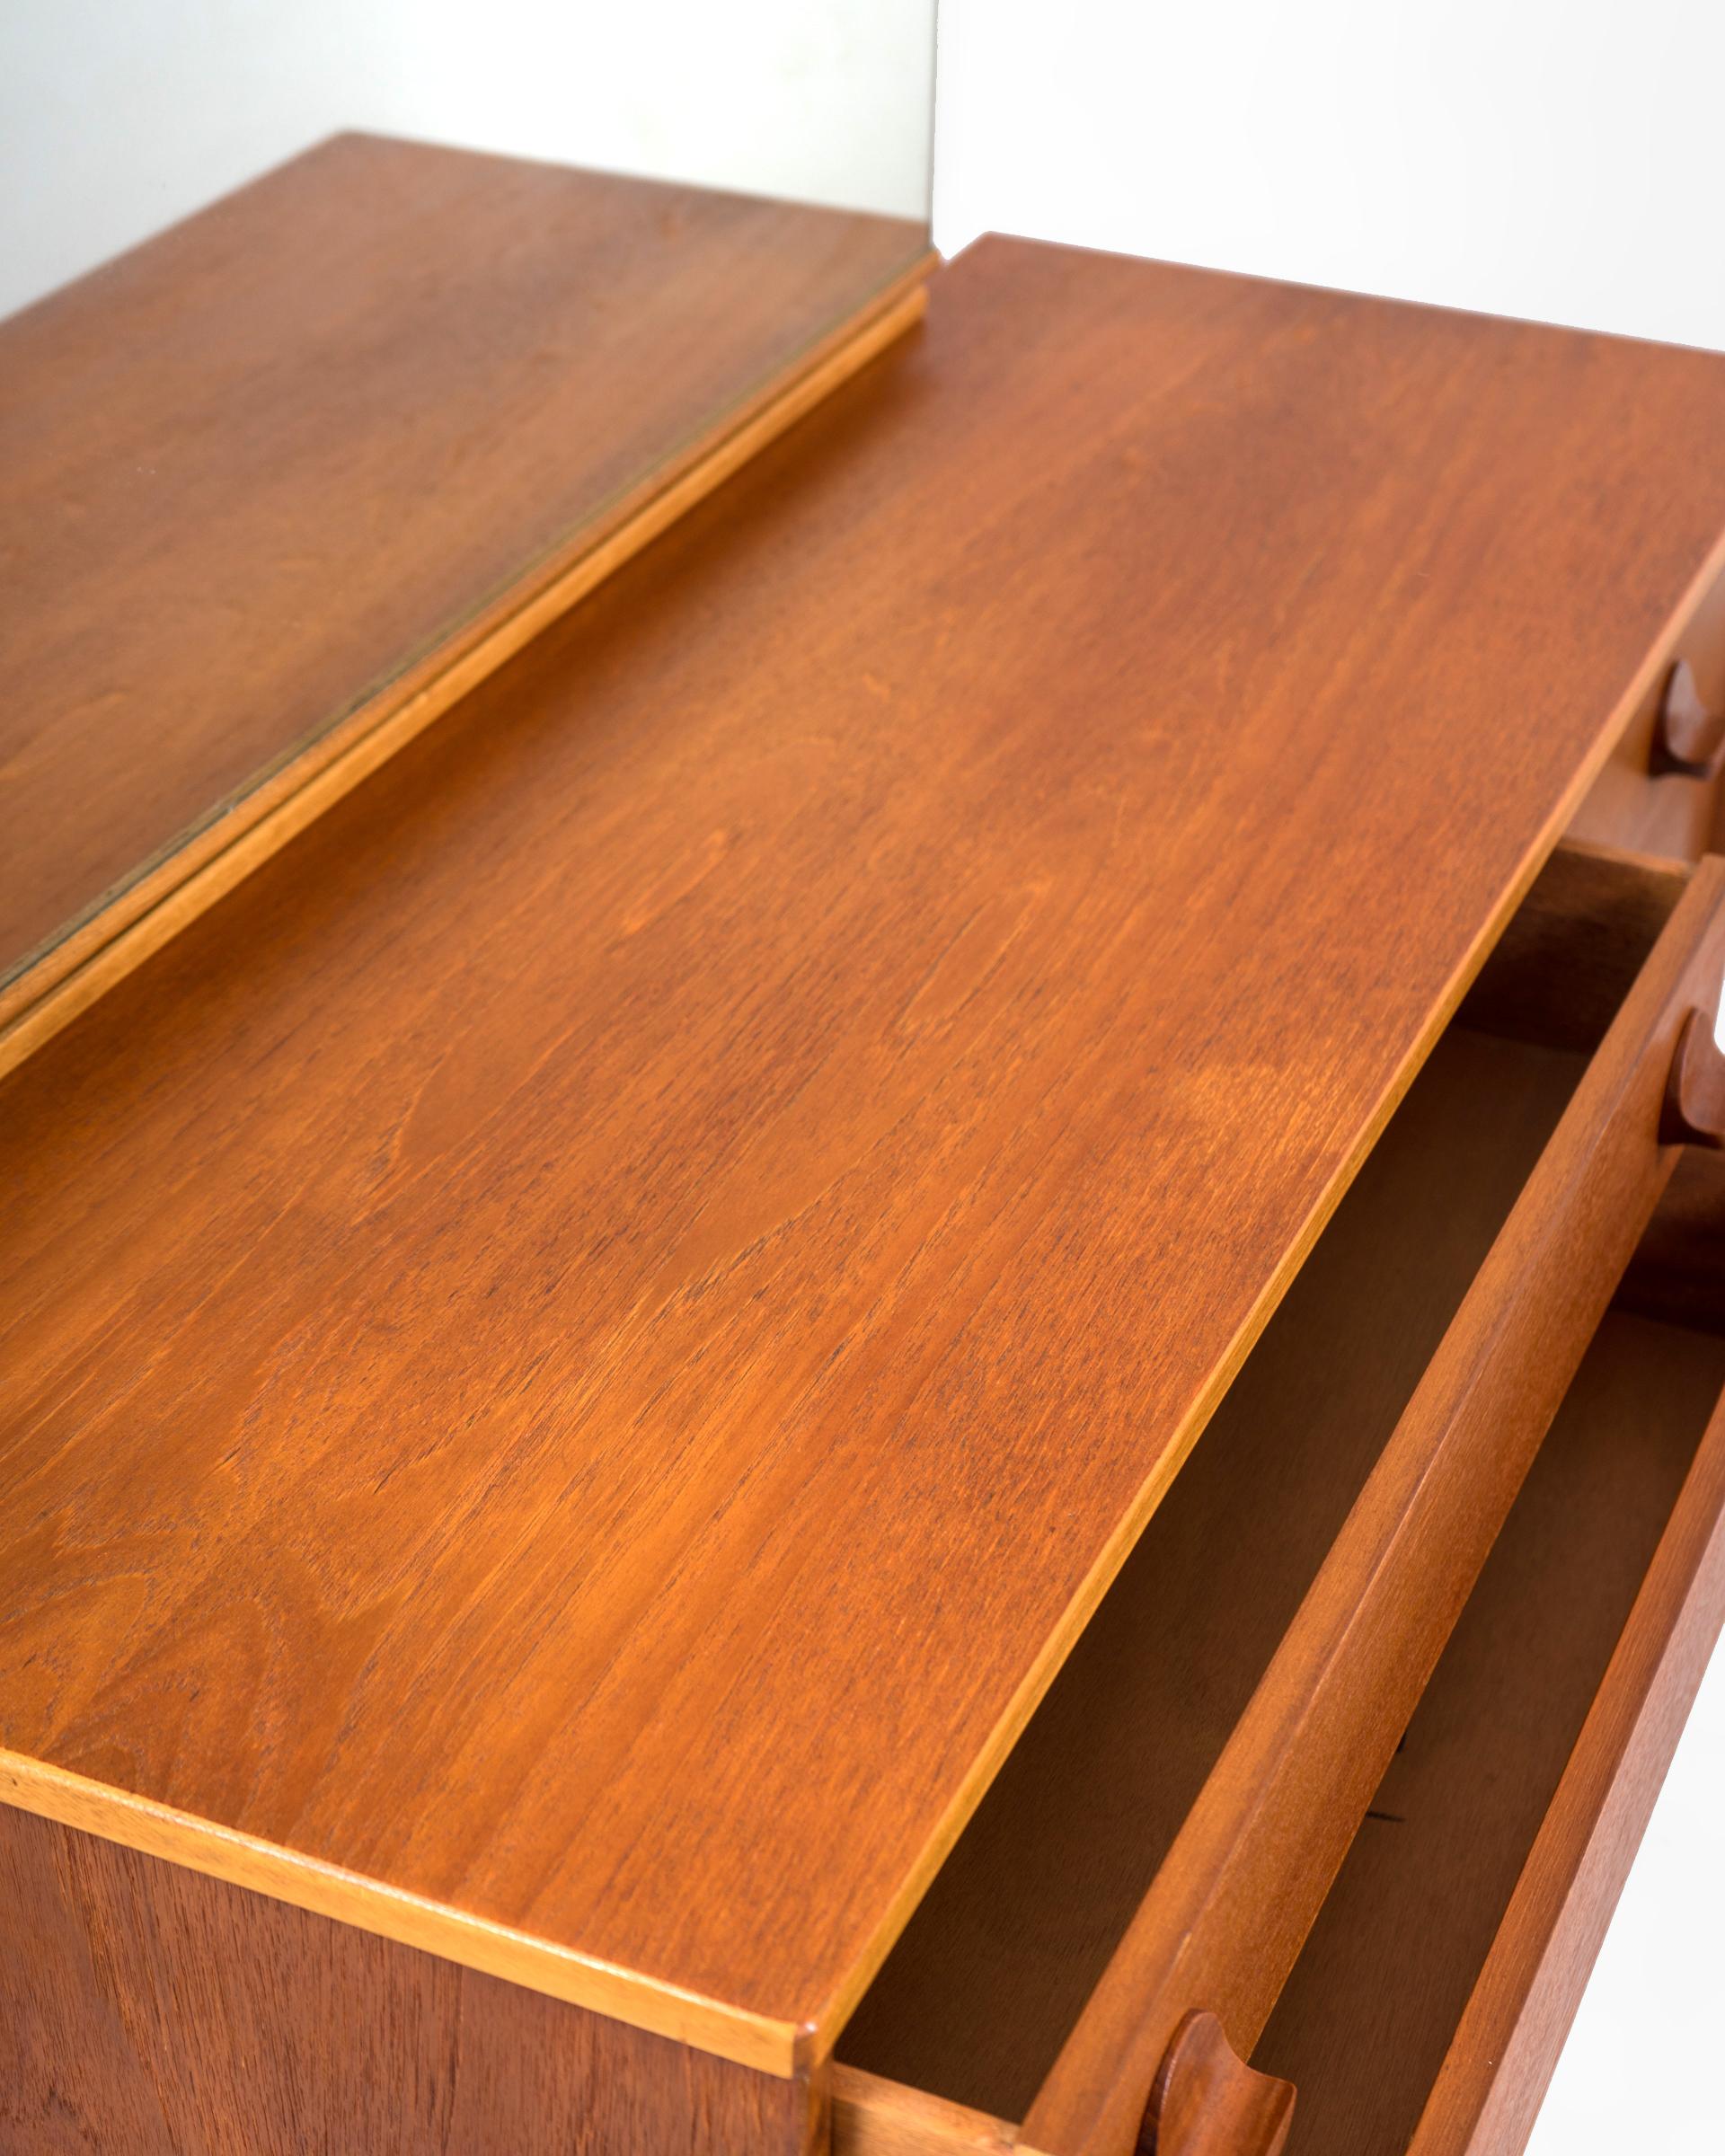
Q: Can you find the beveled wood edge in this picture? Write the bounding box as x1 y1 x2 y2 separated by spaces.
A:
0 258 935 1082
802 543 1725 2068
1016 862 1725 2156
832 2064 1039 2156
1405 1381 1725 2156
0 1751 807 2077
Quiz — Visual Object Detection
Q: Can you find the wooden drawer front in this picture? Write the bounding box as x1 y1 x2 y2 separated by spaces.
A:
1569 553 1725 861
834 849 1725 2156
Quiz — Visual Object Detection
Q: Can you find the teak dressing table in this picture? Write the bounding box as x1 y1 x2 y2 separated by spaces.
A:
6 154 1725 2156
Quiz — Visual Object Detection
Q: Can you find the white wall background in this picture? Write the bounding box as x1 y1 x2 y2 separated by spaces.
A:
1525 1648 1725 2156
0 0 935 319
932 0 1725 355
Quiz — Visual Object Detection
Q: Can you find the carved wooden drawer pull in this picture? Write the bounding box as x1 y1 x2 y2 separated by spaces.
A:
1662 1005 1725 1149
1137 2012 1295 2156
1650 659 1725 782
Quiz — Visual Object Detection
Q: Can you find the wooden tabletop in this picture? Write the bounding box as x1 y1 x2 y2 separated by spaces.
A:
6 235 1725 2076
0 132 922 1001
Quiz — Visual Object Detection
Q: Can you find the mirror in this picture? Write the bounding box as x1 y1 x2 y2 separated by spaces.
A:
0 1 936 1058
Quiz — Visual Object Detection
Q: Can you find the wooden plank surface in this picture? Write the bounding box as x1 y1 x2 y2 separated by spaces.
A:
7 236 1725 2072
0 131 926 1015
0 1803 818 2156
0 279 931 1085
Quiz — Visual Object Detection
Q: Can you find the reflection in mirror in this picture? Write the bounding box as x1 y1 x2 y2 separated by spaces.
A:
0 1 936 1063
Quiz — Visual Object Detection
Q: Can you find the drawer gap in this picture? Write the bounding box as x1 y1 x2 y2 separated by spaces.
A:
1457 836 1689 1054
1618 1148 1725 1337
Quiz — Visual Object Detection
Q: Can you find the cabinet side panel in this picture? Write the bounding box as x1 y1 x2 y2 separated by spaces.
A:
0 1804 818 2156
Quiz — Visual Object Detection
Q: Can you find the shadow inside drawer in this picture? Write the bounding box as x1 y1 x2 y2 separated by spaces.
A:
1252 1308 1725 2156
837 1022 1588 2119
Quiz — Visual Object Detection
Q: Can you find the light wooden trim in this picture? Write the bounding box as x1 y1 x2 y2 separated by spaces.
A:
0 264 933 1082
832 2064 1038 2156
0 1750 805 2076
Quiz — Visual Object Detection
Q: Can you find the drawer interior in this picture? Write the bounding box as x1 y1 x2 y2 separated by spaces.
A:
1252 1304 1725 2156
836 845 1683 2125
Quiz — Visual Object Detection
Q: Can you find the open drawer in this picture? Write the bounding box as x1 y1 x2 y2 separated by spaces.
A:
829 844 1725 2156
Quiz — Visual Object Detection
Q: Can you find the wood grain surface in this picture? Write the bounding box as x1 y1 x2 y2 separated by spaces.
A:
0 1803 818 2156
0 279 930 1086
7 235 1725 2072
1253 1312 1725 2156
0 131 925 1007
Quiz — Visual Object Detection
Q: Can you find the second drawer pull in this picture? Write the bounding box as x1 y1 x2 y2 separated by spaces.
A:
1650 659 1725 782
1662 1005 1725 1149
1138 2013 1294 2156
